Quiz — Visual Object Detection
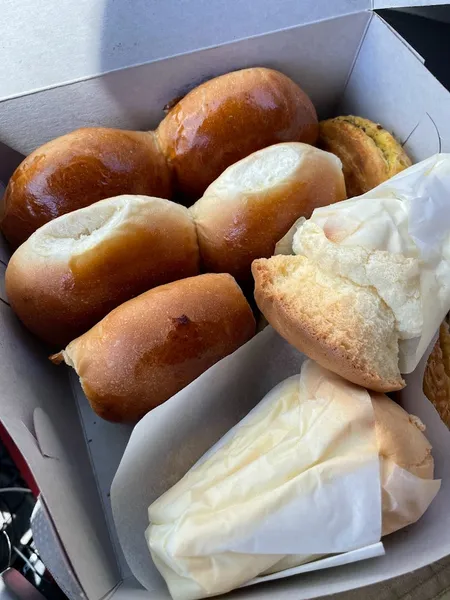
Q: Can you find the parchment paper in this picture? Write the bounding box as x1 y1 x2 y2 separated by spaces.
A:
283 154 450 374
111 330 440 599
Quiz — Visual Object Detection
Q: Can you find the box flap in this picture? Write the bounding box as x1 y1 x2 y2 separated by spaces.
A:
0 0 368 102
0 299 120 600
373 1 448 8
0 11 369 155
341 13 450 159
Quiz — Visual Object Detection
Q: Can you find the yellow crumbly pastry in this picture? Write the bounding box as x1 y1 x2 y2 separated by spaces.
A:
319 116 412 197
424 318 450 428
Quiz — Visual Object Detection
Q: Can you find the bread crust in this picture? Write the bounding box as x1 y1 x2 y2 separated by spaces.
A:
157 67 318 200
190 143 345 282
424 320 450 428
252 257 405 393
6 195 200 346
52 273 256 423
318 116 411 198
0 128 172 248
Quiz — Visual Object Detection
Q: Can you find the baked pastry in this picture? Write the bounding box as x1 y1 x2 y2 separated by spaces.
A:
253 252 406 392
0 128 172 248
51 274 255 423
253 153 450 392
157 67 318 200
318 116 411 198
146 361 437 600
6 195 199 346
424 318 450 427
1 68 318 247
252 211 426 392
190 142 345 282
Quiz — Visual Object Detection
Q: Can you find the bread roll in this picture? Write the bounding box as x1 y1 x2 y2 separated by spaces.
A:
51 274 255 422
424 319 450 428
146 361 437 600
0 128 172 248
319 116 411 198
6 195 199 346
190 143 346 282
157 67 318 200
1 68 317 247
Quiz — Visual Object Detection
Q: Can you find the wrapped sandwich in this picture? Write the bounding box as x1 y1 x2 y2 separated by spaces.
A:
146 360 439 600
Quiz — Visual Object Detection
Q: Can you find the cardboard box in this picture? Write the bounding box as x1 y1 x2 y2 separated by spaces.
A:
2 1 450 598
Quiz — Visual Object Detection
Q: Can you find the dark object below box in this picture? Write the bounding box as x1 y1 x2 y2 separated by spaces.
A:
380 9 450 92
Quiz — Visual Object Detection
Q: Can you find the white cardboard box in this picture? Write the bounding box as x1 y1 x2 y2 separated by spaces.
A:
2 1 450 599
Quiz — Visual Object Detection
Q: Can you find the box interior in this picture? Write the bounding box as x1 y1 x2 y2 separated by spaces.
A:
2 6 450 600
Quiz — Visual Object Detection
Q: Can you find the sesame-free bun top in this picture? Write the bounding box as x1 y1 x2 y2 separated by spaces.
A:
156 67 318 200
1 68 318 247
0 128 172 248
6 195 199 346
51 273 256 423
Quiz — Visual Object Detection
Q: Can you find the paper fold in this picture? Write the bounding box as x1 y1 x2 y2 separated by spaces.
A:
282 154 450 374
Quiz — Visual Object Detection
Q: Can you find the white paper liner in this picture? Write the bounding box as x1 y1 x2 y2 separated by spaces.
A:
111 328 442 599
278 154 450 374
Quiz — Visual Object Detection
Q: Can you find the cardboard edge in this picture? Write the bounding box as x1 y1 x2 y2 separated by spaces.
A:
374 1 449 8
31 499 86 600
1 410 120 600
340 12 374 104
0 10 370 105
374 13 425 62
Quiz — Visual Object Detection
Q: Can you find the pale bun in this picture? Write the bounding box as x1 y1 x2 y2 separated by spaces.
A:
190 143 346 282
51 274 256 423
157 67 318 200
6 195 199 346
252 254 405 392
0 129 172 248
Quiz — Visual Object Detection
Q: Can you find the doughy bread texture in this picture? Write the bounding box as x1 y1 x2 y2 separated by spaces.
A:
190 142 346 282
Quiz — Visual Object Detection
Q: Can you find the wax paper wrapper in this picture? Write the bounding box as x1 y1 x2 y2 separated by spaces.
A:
143 358 439 600
276 154 450 374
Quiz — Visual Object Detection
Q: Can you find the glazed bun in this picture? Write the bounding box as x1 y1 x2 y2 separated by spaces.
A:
0 128 172 248
190 143 346 282
157 67 318 200
51 274 256 423
1 68 318 247
6 195 199 346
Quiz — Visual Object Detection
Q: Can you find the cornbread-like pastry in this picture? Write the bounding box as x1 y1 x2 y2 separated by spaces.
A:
319 116 411 197
424 318 450 428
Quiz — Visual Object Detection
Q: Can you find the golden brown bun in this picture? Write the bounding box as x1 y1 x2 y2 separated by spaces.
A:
424 319 450 428
1 68 317 247
252 254 405 392
156 67 318 200
190 143 345 282
0 128 172 248
6 195 199 347
51 274 256 423
318 116 412 198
